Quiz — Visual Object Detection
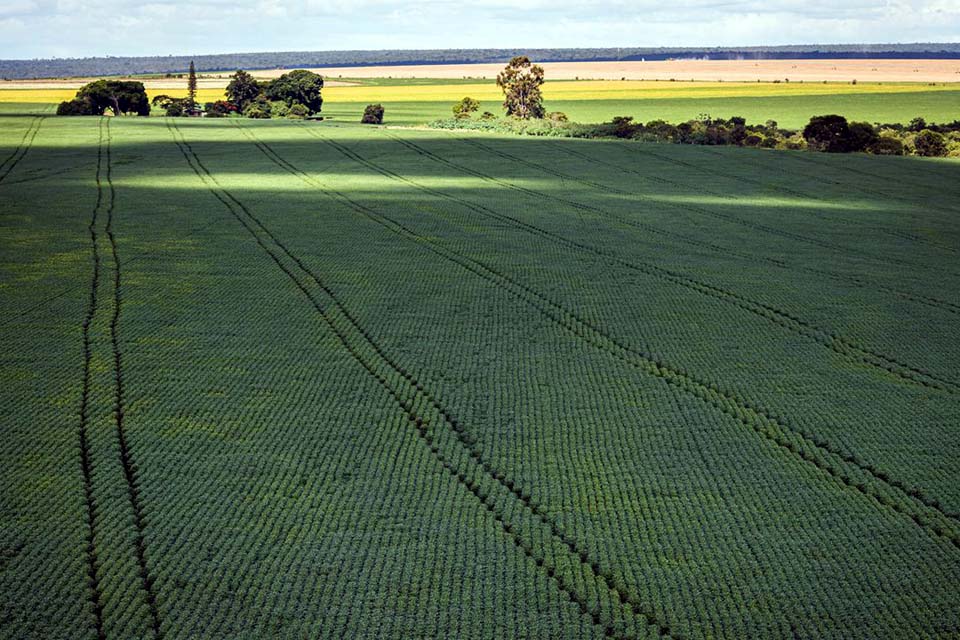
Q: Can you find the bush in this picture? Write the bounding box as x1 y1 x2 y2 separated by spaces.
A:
744 134 763 147
546 111 568 123
266 101 288 118
847 121 879 152
361 104 385 124
452 97 480 118
243 103 271 119
205 100 237 118
287 104 309 119
867 137 905 156
480 111 496 120
610 116 640 139
56 98 95 116
914 129 948 157
803 115 854 152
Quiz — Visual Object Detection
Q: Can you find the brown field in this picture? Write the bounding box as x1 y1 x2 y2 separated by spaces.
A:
262 59 960 83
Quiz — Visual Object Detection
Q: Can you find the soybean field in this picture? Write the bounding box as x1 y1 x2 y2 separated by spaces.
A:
1 112 960 639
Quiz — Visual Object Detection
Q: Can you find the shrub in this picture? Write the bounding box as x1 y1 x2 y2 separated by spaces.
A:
609 116 640 139
914 129 948 157
744 134 763 147
480 111 496 120
287 104 309 119
243 103 271 119
803 115 854 152
546 111 568 123
361 104 385 124
56 98 95 116
266 101 288 117
847 121 879 152
867 137 905 156
205 100 237 118
452 97 480 118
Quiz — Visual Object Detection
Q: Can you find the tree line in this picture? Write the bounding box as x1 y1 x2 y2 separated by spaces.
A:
6 43 960 79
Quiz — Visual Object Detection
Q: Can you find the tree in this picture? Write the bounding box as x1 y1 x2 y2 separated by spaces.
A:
68 80 150 116
496 56 545 119
914 129 948 157
226 70 261 112
187 61 198 113
361 104 384 124
847 121 879 152
452 96 480 118
803 115 854 152
264 69 324 114
56 98 95 116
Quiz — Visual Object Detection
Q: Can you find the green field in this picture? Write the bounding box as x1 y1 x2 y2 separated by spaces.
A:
2 111 960 639
3 78 959 127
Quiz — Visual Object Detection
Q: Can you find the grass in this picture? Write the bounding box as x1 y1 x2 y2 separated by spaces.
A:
1 111 959 639
2 78 959 127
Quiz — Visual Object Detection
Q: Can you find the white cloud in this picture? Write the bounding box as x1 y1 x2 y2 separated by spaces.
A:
1 0 957 58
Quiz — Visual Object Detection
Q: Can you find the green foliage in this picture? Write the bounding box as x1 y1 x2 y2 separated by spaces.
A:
264 69 324 114
803 115 854 152
914 129 948 157
868 136 906 156
56 97 95 115
361 103 385 124
187 60 197 112
62 79 150 116
452 96 480 119
204 100 238 118
225 69 261 111
496 56 545 119
2 114 960 640
287 103 309 119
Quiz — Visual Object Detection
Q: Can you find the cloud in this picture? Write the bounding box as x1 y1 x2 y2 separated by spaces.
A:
0 0 957 58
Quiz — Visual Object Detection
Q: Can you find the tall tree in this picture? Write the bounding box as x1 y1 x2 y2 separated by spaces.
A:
496 56 545 119
187 60 197 113
226 70 261 112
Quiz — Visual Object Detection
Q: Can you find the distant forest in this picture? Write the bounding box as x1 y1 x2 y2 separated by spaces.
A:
3 44 960 80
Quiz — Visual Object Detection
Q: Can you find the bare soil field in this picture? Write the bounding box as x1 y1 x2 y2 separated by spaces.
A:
263 59 960 83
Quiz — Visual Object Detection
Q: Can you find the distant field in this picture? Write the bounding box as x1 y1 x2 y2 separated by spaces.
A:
260 58 960 83
1 78 959 128
1 110 959 639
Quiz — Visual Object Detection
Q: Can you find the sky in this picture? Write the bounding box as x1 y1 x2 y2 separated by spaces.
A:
1 0 958 59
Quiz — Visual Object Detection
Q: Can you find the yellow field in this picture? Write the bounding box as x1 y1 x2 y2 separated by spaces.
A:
2 80 956 106
0 88 227 104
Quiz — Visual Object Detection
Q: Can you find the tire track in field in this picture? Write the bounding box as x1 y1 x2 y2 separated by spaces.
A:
0 161 88 189
170 120 672 640
385 132 960 394
463 136 960 276
0 116 43 184
246 124 960 547
298 126 960 535
78 117 108 640
103 120 163 639
667 145 960 255
552 142 960 315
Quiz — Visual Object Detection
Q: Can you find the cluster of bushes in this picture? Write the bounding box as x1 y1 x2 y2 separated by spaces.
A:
432 105 960 158
203 69 324 119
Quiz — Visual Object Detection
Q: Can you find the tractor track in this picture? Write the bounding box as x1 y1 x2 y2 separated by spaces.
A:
0 115 43 183
239 123 960 548
171 119 679 640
